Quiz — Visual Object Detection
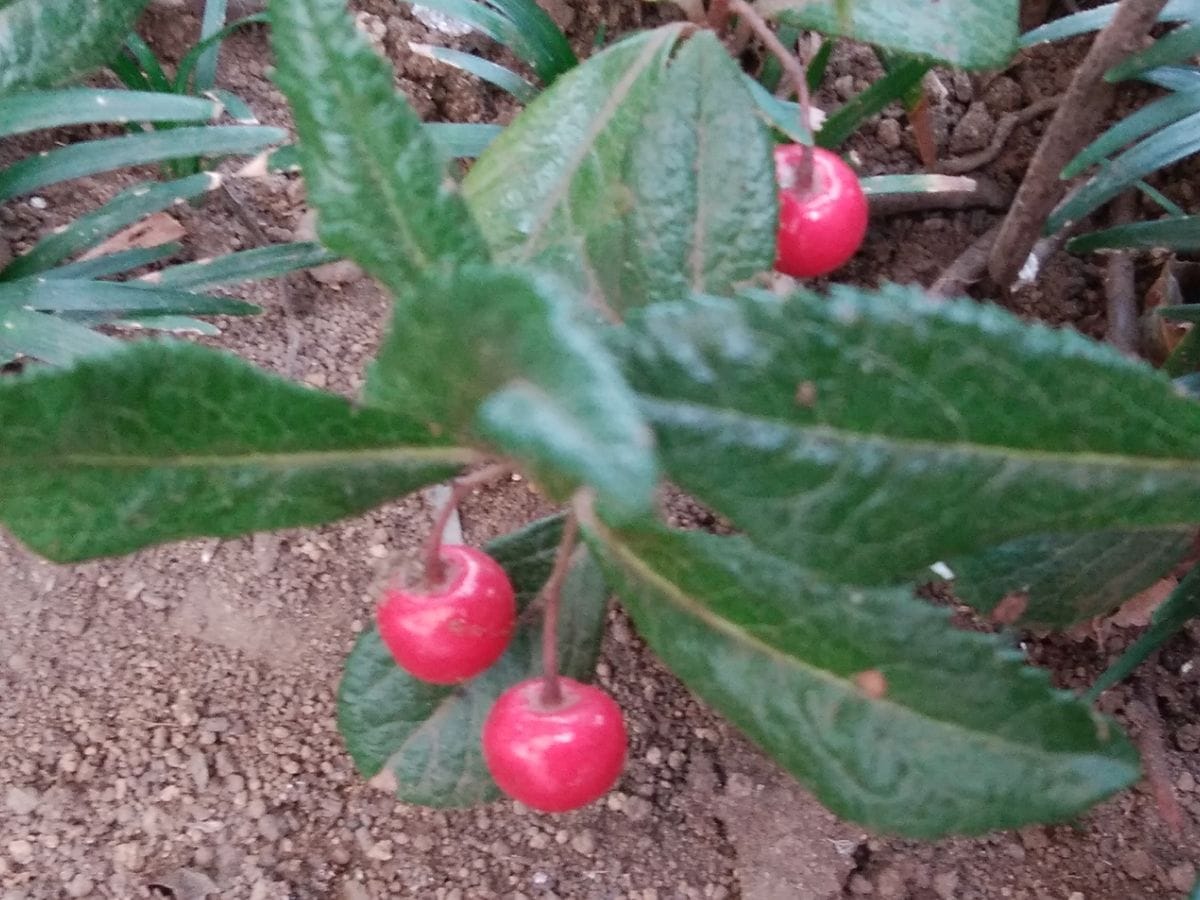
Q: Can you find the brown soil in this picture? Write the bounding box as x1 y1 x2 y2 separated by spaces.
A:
2 3 1199 899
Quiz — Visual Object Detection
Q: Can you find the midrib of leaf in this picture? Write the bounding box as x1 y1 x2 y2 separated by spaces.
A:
687 94 710 291
0 445 478 470
601 529 1110 760
516 27 678 262
643 397 1200 483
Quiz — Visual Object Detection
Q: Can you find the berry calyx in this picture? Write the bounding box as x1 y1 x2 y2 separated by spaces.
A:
376 544 516 685
482 677 627 813
774 144 868 279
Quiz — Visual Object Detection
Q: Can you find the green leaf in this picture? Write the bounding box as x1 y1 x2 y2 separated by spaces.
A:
744 75 810 144
1109 21 1200 82
0 89 219 139
616 284 1200 584
938 529 1195 628
0 342 474 561
463 25 684 319
0 126 284 202
0 278 258 318
194 0 229 93
410 43 538 103
45 244 181 280
1069 215 1200 253
338 514 608 806
0 306 120 365
364 264 656 519
426 123 502 160
590 523 1139 838
817 56 930 149
1 174 218 281
1062 90 1200 179
763 0 1018 70
0 0 150 94
147 242 337 290
623 32 776 312
269 0 488 295
1021 0 1200 47
1087 561 1200 700
1049 110 1200 233
860 174 981 196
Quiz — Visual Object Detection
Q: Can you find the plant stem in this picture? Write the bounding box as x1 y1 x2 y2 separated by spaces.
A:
729 0 814 188
708 0 732 32
539 509 580 707
422 463 513 586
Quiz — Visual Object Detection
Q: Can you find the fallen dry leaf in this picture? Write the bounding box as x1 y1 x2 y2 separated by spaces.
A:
78 212 185 262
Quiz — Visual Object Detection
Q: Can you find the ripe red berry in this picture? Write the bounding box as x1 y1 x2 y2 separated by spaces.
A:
774 144 868 279
482 677 626 812
376 545 516 684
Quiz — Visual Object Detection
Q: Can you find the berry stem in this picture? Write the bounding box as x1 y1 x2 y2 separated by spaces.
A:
707 0 732 31
539 508 580 708
423 463 513 586
729 0 815 190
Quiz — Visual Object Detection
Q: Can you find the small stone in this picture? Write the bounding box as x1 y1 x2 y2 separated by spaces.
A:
64 874 94 898
413 834 434 852
667 751 687 771
725 773 754 798
1170 863 1196 892
623 796 653 822
7 840 33 865
1018 827 1048 850
834 74 855 100
188 750 209 791
246 798 267 819
876 118 903 150
367 840 393 861
5 787 38 817
1122 848 1153 880
875 867 905 900
949 102 995 155
29 196 47 210
113 842 143 872
342 882 371 900
932 871 958 900
982 75 1024 113
1067 893 1084 900
645 747 663 766
1174 723 1200 752
571 830 595 856
848 874 873 895
304 372 328 389
1178 771 1196 792
258 814 282 842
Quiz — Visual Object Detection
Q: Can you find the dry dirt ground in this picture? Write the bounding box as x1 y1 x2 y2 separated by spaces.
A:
2 2 1200 898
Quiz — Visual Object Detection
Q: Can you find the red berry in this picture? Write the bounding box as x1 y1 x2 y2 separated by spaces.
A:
376 545 516 684
774 144 868 279
482 677 626 812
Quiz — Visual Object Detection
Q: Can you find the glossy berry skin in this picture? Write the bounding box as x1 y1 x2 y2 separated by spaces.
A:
376 545 516 685
774 144 868 279
482 677 627 813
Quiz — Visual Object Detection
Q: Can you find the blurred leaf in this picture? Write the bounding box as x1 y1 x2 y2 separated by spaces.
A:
0 0 150 93
0 306 121 365
0 277 257 317
339 515 608 806
0 342 473 561
269 0 488 295
0 126 284 202
0 89 219 138
146 242 337 290
1022 0 1200 47
1063 89 1200 178
410 44 538 103
860 174 981 195
45 244 181 280
744 75 810 144
818 56 929 149
766 0 1018 70
1069 216 1200 253
1109 21 1200 82
178 12 269 93
591 522 1139 838
616 284 1200 584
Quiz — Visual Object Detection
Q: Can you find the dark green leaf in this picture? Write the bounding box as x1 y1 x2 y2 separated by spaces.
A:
744 75 809 144
0 126 284 202
0 306 120 365
616 284 1200 584
45 244 181 280
818 57 930 149
410 44 538 103
1109 21 1200 82
0 278 258 317
1 174 217 281
623 32 776 312
938 529 1194 628
591 522 1139 837
463 25 683 320
1022 0 1200 47
365 264 656 519
765 0 1018 70
0 342 474 561
1068 215 1200 253
1087 560 1200 700
193 0 229 93
0 89 219 138
1063 90 1200 179
147 242 337 290
269 0 488 295
0 0 150 93
338 515 608 806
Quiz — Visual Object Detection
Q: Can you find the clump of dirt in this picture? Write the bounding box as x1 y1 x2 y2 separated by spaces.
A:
2 3 1199 899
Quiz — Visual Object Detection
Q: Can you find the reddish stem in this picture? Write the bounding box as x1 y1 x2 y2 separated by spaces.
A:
729 0 814 189
539 510 580 707
422 463 513 586
708 0 732 31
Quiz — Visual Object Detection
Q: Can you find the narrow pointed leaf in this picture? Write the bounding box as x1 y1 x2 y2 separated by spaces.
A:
338 515 608 806
0 342 474 561
45 244 181 280
0 127 283 202
1021 0 1200 46
1063 90 1200 179
364 264 656 519
411 44 538 103
193 0 229 92
1068 215 1200 253
591 523 1139 838
817 57 930 149
463 25 684 319
0 0 150 93
1109 22 1200 82
0 89 219 138
147 242 337 290
623 32 776 313
1 174 218 281
763 0 1018 70
938 528 1195 628
616 285 1200 584
0 306 120 365
269 0 488 296
0 278 258 317
425 123 502 160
